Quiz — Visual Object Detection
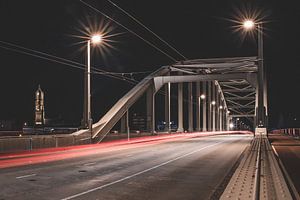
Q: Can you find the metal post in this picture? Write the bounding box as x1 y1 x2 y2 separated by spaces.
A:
257 23 266 128
177 82 184 132
202 81 207 131
208 81 212 131
212 82 216 131
188 82 193 132
196 82 201 131
87 40 93 142
216 86 220 131
164 83 171 132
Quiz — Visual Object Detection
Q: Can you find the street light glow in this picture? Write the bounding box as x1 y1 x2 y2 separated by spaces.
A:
211 101 216 105
91 34 102 44
229 123 234 129
219 106 223 109
200 94 206 99
243 20 255 30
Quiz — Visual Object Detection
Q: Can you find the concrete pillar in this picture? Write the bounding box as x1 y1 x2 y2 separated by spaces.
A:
177 82 184 132
188 82 193 132
196 82 201 131
146 86 155 133
202 82 207 131
164 83 171 132
208 81 212 131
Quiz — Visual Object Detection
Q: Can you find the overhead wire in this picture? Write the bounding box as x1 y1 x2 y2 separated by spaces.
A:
79 0 178 62
105 0 188 61
0 40 150 84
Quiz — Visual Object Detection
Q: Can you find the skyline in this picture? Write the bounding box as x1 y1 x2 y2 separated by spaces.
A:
0 0 299 129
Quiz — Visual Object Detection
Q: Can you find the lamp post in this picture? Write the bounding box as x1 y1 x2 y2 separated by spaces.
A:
243 20 266 129
83 34 102 142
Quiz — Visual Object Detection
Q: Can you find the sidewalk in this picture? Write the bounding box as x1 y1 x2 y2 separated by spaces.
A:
269 134 300 195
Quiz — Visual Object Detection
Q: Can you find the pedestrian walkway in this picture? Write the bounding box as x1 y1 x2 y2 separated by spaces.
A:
269 134 300 197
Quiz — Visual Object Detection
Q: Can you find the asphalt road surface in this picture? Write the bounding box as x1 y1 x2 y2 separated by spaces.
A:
0 134 252 200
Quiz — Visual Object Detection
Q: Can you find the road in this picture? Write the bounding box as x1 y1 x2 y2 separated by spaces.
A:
0 134 252 200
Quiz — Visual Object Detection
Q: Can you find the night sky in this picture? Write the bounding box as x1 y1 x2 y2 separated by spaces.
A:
0 0 299 129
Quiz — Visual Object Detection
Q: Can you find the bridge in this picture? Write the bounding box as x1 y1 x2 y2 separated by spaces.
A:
2 53 300 199
75 56 267 142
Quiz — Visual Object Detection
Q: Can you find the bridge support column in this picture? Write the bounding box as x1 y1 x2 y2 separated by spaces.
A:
212 82 216 132
208 81 212 131
219 100 223 131
216 86 220 131
177 82 184 132
196 82 201 131
164 82 171 132
188 82 193 132
202 81 207 131
146 86 155 133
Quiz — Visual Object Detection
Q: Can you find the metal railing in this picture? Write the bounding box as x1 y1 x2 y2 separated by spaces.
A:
0 134 91 153
272 128 300 137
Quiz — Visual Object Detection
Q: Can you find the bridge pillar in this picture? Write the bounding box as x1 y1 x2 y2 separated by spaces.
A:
164 82 171 132
212 82 216 131
196 82 201 131
146 86 155 133
188 82 193 132
219 100 223 131
216 86 220 131
208 81 212 131
177 82 184 132
202 81 207 131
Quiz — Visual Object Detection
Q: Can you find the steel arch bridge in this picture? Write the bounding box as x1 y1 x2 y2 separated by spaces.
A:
73 56 268 142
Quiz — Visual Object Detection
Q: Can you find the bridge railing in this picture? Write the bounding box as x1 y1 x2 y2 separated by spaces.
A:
271 128 300 137
0 134 91 153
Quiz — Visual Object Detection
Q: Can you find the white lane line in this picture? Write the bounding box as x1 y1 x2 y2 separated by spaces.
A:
61 140 226 200
83 162 96 166
16 174 36 179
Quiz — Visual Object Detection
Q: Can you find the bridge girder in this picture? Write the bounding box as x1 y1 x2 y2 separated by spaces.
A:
72 56 266 142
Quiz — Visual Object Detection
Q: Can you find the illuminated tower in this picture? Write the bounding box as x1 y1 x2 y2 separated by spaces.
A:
35 85 45 126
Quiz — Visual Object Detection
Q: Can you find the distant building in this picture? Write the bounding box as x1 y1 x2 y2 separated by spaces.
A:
35 85 45 126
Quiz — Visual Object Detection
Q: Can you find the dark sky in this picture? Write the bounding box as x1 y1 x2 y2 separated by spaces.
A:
0 0 299 129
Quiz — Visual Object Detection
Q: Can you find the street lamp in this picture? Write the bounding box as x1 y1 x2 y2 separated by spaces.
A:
84 33 103 141
242 19 266 129
200 94 206 100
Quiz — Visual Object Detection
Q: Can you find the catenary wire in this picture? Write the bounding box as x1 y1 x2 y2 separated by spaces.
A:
80 0 178 62
106 0 188 60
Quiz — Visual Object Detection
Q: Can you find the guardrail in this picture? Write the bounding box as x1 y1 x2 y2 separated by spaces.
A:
220 135 293 200
0 134 91 153
272 128 300 137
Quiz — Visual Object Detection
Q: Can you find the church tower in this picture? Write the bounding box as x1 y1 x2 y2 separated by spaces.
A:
35 85 45 126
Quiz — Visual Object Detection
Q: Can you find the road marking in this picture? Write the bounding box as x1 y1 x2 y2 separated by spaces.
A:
83 162 96 166
61 140 226 200
16 174 36 179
